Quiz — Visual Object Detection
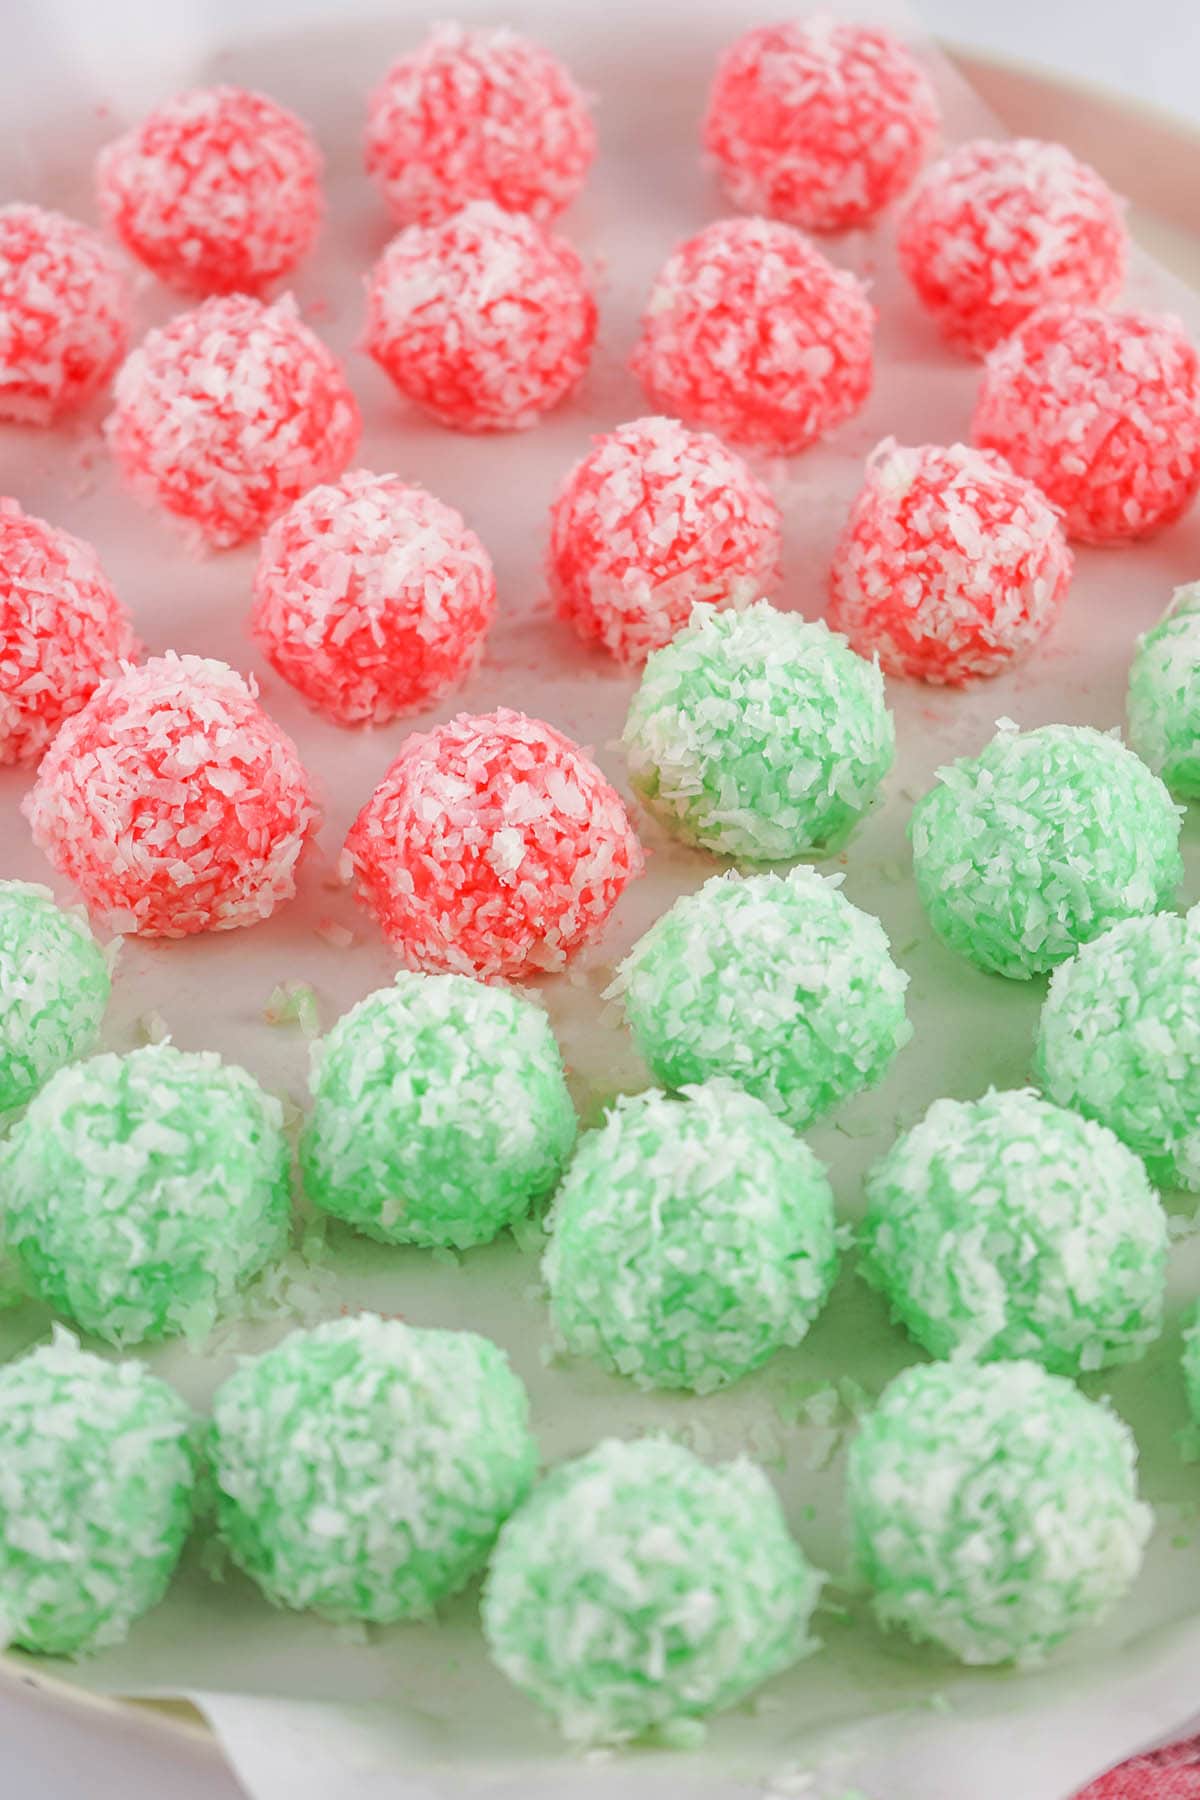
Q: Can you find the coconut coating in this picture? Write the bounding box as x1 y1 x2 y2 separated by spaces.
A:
482 1436 820 1743
1128 584 1200 797
3 1044 290 1346
632 217 874 455
211 1315 537 1622
1183 1315 1200 1427
0 203 129 424
909 722 1181 980
0 882 110 1115
703 20 939 232
543 1082 837 1393
847 1360 1151 1665
861 1089 1167 1375
612 865 911 1130
623 601 893 861
301 972 576 1249
0 1333 196 1655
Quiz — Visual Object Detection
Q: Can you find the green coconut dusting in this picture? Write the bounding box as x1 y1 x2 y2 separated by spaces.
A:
481 1436 821 1744
0 881 110 1114
909 720 1181 979
0 1330 196 1656
622 601 894 860
300 971 577 1250
860 1089 1167 1375
847 1360 1151 1666
1036 907 1200 1190
543 1081 838 1392
3 1043 290 1345
211 1314 537 1622
1183 1313 1200 1425
611 865 911 1130
1127 582 1200 797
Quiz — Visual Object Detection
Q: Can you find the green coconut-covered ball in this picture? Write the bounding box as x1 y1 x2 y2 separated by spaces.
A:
211 1314 537 1622
1128 582 1200 798
861 1089 1167 1374
300 971 576 1249
0 880 111 1114
3 1043 290 1345
482 1436 820 1744
1036 908 1200 1190
0 1330 197 1655
909 721 1181 979
1183 1313 1200 1425
543 1081 837 1392
612 865 911 1130
847 1359 1151 1666
621 601 894 860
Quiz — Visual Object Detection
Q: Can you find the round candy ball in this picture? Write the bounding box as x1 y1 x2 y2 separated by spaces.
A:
973 304 1200 545
861 1089 1167 1375
25 653 317 938
364 23 594 228
212 1314 536 1621
301 971 576 1249
631 217 874 454
3 1043 290 1345
909 722 1181 980
0 881 110 1115
96 85 322 296
0 1333 196 1655
250 470 496 726
1128 583 1200 797
548 415 783 666
847 1360 1151 1665
0 203 129 423
0 499 138 765
482 1436 820 1744
1036 908 1200 1191
703 20 939 232
622 601 894 860
613 865 911 1130
543 1082 837 1393
343 707 642 981
826 439 1073 684
105 294 359 549
364 202 595 433
897 138 1126 357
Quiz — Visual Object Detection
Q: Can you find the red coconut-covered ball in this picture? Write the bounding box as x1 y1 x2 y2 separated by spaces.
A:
96 85 322 297
703 19 939 233
25 653 317 938
549 415 784 664
0 502 138 766
631 217 874 454
251 469 497 726
0 204 129 424
364 22 594 228
105 294 359 549
827 439 1073 685
343 708 643 980
897 137 1127 357
364 202 595 433
973 304 1200 545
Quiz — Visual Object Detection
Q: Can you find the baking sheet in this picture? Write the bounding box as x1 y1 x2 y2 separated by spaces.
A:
2 2 1200 1794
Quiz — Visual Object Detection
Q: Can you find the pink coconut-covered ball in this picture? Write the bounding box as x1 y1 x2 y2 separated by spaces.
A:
96 85 322 297
0 204 129 424
105 295 359 549
827 439 1073 685
25 653 317 938
631 217 874 454
251 470 497 726
973 304 1200 545
897 138 1127 357
364 22 594 228
703 20 939 233
549 416 784 664
364 202 595 433
343 708 643 980
0 501 139 766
